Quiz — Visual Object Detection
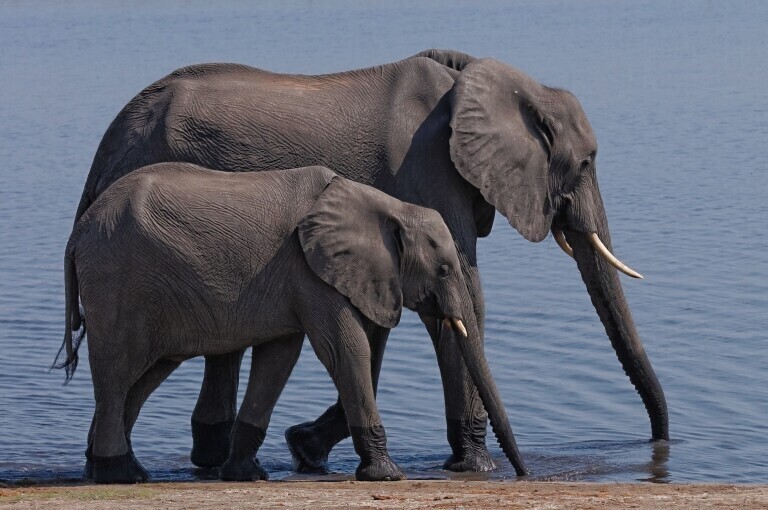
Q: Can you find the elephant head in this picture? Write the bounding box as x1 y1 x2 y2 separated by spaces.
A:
448 58 669 441
298 177 470 329
298 176 529 475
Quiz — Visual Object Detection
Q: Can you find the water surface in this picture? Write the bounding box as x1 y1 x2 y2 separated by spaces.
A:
1 0 766 484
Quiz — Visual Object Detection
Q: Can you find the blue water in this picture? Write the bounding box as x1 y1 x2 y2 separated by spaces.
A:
1 0 766 484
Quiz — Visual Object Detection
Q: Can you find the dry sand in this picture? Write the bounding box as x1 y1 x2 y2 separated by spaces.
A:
2 480 767 509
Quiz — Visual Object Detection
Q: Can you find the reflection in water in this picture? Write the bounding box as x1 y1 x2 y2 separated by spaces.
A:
1 0 767 485
0 440 672 485
643 441 670 483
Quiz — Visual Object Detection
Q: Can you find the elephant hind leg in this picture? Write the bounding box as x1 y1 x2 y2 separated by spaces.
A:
88 334 154 484
190 350 245 468
220 334 304 482
90 384 149 483
123 359 181 439
85 359 179 480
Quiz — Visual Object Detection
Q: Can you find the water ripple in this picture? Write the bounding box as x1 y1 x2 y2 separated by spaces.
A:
1 0 767 484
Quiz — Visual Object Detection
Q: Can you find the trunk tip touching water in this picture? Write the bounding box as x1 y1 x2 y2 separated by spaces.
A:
453 323 530 476
567 229 669 442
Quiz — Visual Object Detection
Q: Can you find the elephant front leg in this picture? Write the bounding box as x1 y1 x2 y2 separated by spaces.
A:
350 424 402 481
190 350 244 468
220 335 303 481
285 325 390 473
304 315 403 481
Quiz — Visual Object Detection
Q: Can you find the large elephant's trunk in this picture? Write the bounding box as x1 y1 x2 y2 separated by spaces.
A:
447 311 529 476
565 223 669 441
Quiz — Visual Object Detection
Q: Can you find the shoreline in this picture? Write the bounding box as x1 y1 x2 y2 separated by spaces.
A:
2 481 767 509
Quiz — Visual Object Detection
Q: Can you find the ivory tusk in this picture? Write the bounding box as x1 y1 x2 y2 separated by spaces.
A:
442 318 468 337
451 318 468 338
552 227 574 258
588 232 644 279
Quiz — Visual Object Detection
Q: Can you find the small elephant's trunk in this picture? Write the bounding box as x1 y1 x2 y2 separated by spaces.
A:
449 310 529 476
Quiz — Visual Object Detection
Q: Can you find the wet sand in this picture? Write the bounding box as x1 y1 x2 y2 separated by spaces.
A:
2 481 767 509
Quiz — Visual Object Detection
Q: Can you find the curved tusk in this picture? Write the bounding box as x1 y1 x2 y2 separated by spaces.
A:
552 227 574 258
451 318 468 338
588 232 644 279
442 318 468 337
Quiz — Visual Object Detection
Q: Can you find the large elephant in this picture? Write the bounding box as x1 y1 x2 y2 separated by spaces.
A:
56 164 527 483
74 49 668 474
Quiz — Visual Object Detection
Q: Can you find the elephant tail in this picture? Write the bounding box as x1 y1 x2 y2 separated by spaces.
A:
52 245 86 383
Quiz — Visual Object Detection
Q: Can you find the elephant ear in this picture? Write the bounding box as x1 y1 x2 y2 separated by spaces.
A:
298 177 403 329
449 58 554 242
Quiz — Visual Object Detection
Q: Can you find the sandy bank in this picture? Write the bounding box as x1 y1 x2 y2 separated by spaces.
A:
2 481 767 509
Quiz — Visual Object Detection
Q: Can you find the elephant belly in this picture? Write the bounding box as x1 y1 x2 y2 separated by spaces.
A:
163 323 306 361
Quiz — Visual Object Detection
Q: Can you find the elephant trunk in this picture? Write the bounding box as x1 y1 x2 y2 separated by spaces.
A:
448 309 529 476
565 222 669 441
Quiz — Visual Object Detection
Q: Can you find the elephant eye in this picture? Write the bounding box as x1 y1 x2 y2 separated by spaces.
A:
437 264 450 278
581 151 596 170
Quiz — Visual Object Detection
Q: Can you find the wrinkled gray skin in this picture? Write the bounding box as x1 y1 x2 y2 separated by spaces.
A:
59 164 527 483
74 49 668 474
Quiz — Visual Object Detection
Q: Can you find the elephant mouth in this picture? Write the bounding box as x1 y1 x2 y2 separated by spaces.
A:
442 317 467 337
419 307 468 338
411 292 463 320
551 227 643 279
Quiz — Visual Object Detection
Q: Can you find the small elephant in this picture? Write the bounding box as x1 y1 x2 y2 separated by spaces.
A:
55 163 525 483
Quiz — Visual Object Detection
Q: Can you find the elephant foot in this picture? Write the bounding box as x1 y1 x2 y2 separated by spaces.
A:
220 421 269 481
443 448 496 472
92 452 149 484
285 422 332 473
84 441 96 480
444 417 496 472
190 418 234 468
84 459 94 479
350 425 404 481
219 456 269 481
84 446 94 479
355 456 405 481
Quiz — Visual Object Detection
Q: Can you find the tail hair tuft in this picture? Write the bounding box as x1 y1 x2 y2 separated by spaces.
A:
52 308 86 384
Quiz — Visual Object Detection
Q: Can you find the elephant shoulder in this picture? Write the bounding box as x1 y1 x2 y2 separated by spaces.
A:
260 166 338 203
378 57 457 120
396 55 459 87
289 165 337 187
410 49 477 72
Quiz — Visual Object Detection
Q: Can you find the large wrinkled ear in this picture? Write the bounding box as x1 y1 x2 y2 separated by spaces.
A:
449 58 554 242
298 178 403 329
